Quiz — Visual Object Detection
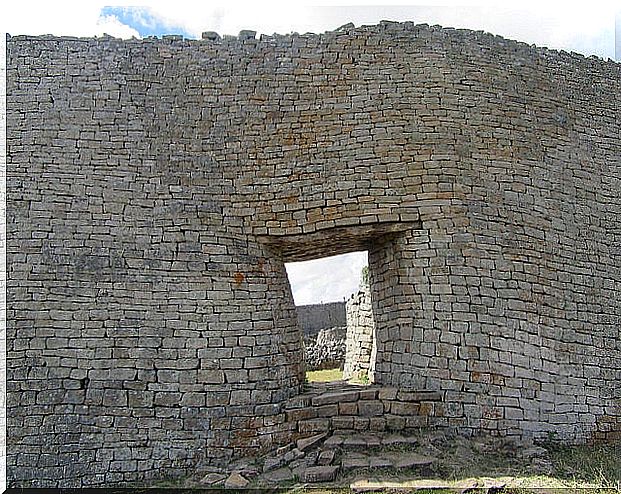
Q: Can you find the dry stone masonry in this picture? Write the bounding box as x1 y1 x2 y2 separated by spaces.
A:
304 326 346 371
298 302 347 370
297 302 346 335
6 21 621 488
343 286 376 381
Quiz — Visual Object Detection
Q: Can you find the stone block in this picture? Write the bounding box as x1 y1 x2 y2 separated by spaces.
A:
385 415 406 431
378 387 398 400
312 391 359 406
331 416 354 430
224 472 249 488
301 465 339 483
339 401 358 415
358 400 384 417
102 389 127 407
317 404 339 417
298 418 330 434
317 449 335 465
390 401 420 416
296 432 327 452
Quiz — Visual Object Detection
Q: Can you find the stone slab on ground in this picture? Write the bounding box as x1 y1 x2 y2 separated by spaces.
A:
382 434 419 446
312 390 359 406
224 472 249 489
344 434 379 447
390 452 435 469
199 472 226 486
369 456 393 468
263 456 285 472
324 434 345 447
297 432 327 452
284 447 305 462
301 465 340 483
262 467 295 484
318 449 336 465
342 454 370 469
351 479 451 492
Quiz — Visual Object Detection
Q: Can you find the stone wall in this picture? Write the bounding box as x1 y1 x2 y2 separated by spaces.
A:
304 327 346 371
297 302 346 336
343 287 376 381
6 22 621 487
0 30 7 493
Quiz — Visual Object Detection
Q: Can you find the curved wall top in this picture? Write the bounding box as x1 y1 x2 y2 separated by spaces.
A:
6 22 621 487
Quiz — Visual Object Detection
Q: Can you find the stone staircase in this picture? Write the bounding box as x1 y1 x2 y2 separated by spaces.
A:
198 381 446 488
285 380 443 437
256 430 438 486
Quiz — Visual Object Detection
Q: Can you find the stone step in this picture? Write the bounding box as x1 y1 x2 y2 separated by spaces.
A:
298 413 432 435
325 432 419 448
300 465 340 483
254 429 438 487
341 452 435 471
350 479 452 492
286 383 443 437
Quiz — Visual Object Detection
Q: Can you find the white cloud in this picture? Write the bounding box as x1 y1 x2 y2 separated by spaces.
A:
2 2 139 38
1 2 617 57
95 14 140 39
286 252 368 306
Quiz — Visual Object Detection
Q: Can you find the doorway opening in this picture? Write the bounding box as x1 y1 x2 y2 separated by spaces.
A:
259 220 420 389
285 251 375 384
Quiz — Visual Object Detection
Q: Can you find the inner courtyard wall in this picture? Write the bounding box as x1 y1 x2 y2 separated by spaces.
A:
6 22 621 487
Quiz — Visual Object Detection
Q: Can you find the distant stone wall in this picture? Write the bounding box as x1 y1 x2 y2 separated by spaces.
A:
343 287 375 381
304 327 346 371
297 302 346 336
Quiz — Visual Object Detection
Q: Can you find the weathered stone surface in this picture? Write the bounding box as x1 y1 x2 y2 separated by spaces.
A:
382 435 419 447
317 449 336 466
304 327 346 371
342 454 370 469
344 285 376 382
301 465 339 483
262 467 294 483
344 435 375 447
297 432 327 452
351 479 451 492
199 473 226 486
312 391 359 406
324 435 345 447
263 456 285 472
283 448 304 463
369 456 393 468
358 400 384 417
224 472 249 489
392 453 435 469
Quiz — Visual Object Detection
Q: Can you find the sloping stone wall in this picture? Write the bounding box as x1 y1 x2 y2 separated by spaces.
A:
6 22 621 487
343 287 376 381
304 327 346 371
297 302 346 336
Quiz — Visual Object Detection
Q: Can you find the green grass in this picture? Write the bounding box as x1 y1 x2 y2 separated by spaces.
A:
547 441 621 489
306 368 344 382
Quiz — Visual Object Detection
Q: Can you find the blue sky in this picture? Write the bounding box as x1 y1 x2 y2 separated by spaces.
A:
99 6 193 38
